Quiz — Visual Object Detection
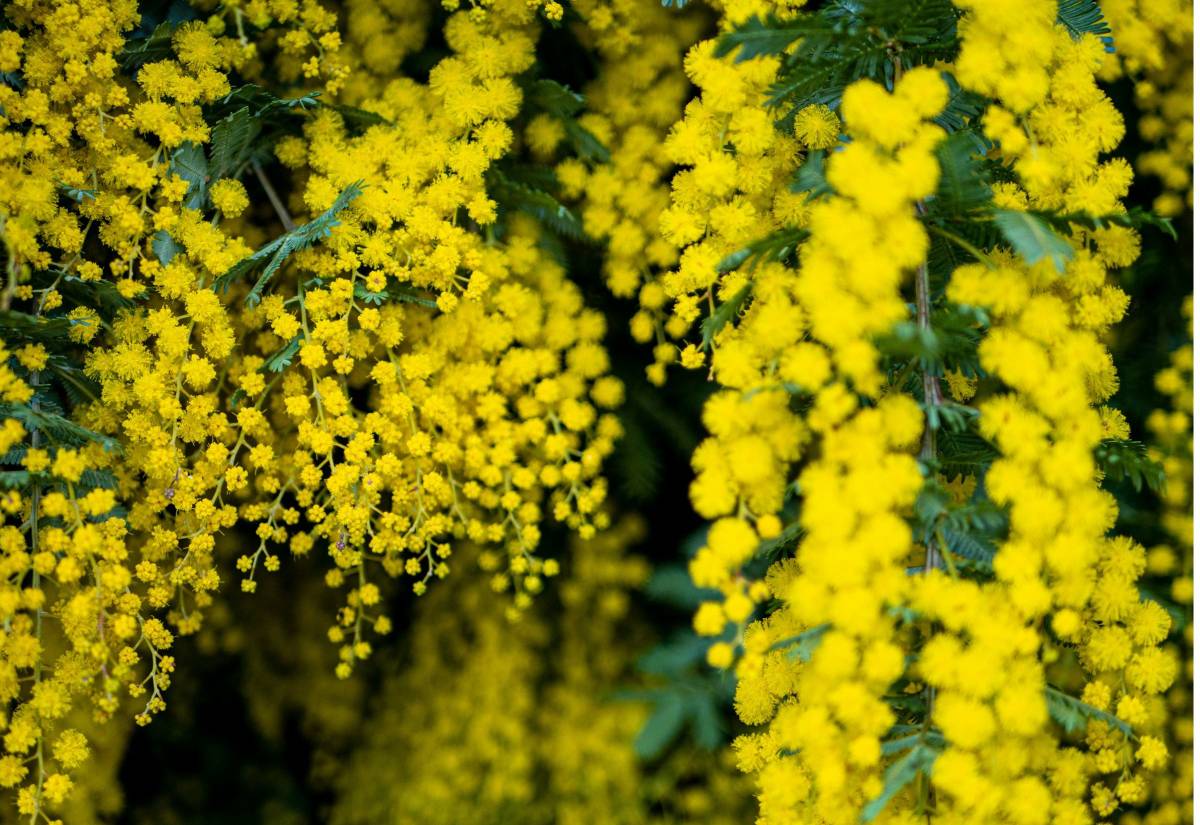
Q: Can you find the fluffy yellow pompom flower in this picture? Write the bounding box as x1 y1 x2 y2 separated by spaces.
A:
793 104 841 149
209 178 250 216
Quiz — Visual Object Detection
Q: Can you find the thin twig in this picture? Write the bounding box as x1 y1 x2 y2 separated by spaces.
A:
251 160 296 232
915 214 944 572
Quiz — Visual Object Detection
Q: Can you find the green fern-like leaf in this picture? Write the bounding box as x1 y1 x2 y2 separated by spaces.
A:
212 181 364 305
527 78 585 118
773 624 829 662
717 228 809 275
860 741 941 822
0 311 77 344
171 142 209 210
488 170 584 240
714 15 818 62
1039 207 1177 241
1057 0 1113 50
119 21 181 70
1095 439 1166 493
0 404 119 451
993 209 1074 273
699 284 753 350
1045 685 1132 736
791 150 833 199
209 107 262 180
934 130 992 215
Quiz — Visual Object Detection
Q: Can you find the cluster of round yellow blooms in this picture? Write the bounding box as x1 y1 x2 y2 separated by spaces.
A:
919 5 1176 820
328 517 754 825
233 1 622 652
0 0 1192 819
1147 299 1194 591
557 2 699 313
335 0 430 103
653 40 806 385
1129 298 1194 825
0 0 625 818
1100 0 1194 216
610 0 1191 822
687 68 948 822
214 0 351 95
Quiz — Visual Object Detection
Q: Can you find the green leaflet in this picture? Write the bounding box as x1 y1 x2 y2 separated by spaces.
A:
762 0 958 114
877 304 988 377
715 229 809 274
0 404 119 452
1095 439 1166 493
626 673 728 758
152 230 182 265
934 129 992 215
488 169 584 240
262 336 302 374
860 741 940 822
992 209 1075 273
757 520 804 562
324 103 391 129
699 284 752 350
1057 0 1113 50
1045 686 1133 737
59 183 97 203
211 181 365 305
219 84 322 118
912 478 1007 574
119 20 180 70
0 471 30 489
171 142 209 211
791 150 833 199
714 15 818 63
1044 206 1178 241
771 623 830 662
527 78 586 117
209 107 262 180
0 310 77 344
932 73 988 136
634 695 687 760
352 281 438 309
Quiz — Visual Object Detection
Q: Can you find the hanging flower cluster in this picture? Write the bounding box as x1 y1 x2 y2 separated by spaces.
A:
0 0 1190 821
1100 0 1194 216
0 0 622 817
1131 298 1194 825
587 0 1194 822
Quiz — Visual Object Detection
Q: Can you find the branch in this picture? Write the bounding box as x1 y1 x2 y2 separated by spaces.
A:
251 160 296 232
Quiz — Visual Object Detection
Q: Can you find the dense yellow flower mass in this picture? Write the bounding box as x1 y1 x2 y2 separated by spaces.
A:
632 0 1192 823
1101 0 1194 215
0 0 1191 820
0 0 626 817
1130 299 1194 825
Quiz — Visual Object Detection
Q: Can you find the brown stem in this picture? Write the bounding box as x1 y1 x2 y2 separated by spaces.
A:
914 202 943 573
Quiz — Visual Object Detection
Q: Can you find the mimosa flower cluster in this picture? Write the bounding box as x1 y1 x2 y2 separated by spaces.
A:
0 0 621 818
572 0 1194 823
1100 0 1194 216
1131 299 1194 825
0 0 1191 821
